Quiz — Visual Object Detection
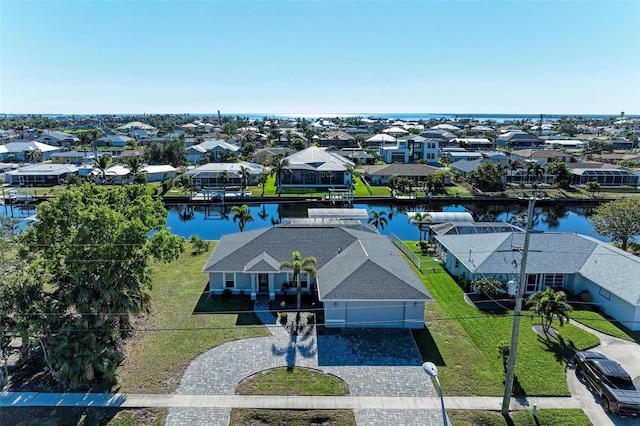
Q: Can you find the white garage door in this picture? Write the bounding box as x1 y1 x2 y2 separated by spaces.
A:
345 301 405 328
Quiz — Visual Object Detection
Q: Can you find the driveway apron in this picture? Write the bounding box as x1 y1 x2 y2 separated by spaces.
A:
166 297 442 425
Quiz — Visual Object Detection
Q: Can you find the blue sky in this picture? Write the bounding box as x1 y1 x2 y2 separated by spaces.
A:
1 1 639 114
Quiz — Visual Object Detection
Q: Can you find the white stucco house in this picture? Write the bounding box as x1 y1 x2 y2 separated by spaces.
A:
379 135 439 164
434 232 640 331
202 221 433 328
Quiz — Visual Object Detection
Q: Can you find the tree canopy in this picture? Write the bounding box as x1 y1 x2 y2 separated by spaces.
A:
466 162 505 192
590 198 640 252
17 184 184 389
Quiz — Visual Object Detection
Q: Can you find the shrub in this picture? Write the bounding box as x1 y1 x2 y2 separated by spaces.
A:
280 300 286 309
579 290 592 303
306 313 315 324
278 312 288 324
497 340 510 371
222 288 232 299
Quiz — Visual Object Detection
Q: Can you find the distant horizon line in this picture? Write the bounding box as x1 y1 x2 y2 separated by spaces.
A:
1 112 637 118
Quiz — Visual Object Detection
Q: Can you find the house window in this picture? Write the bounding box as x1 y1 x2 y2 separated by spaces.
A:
454 259 460 269
543 274 564 288
300 272 308 289
599 288 610 300
225 273 234 288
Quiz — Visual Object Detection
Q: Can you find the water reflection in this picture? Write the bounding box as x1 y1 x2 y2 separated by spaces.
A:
163 202 608 242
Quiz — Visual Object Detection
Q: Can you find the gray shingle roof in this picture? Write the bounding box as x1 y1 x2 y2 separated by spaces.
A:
435 232 640 306
203 225 432 301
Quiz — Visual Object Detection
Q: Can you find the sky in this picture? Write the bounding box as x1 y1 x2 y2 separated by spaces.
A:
1 0 639 115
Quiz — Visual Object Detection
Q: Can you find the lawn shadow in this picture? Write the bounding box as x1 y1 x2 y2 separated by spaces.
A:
191 290 262 326
0 407 136 426
537 331 576 365
411 327 445 366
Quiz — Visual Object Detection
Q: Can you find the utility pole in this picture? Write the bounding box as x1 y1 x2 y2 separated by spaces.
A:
501 197 536 415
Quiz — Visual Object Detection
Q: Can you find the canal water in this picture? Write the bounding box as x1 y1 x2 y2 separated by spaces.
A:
2 200 604 241
163 202 605 242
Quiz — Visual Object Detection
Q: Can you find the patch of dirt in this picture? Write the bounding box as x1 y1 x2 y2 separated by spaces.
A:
532 323 559 338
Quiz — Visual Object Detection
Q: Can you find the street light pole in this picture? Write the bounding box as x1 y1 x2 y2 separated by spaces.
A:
423 361 448 426
501 197 536 415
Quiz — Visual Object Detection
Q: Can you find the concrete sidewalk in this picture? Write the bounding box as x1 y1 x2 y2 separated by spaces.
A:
0 391 579 411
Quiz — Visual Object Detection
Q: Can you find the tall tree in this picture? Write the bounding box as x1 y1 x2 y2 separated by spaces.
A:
19 184 184 389
544 161 571 189
466 162 505 192
367 209 388 231
269 155 289 193
279 251 317 311
231 204 254 232
591 198 640 251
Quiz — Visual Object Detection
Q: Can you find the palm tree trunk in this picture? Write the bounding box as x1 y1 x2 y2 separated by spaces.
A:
297 278 301 311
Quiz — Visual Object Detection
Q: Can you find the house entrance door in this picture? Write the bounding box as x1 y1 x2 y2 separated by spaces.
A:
258 274 268 293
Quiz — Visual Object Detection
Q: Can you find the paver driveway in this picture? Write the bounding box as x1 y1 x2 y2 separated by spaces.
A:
166 298 443 425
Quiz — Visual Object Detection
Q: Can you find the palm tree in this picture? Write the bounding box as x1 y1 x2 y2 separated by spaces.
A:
368 209 388 231
258 171 269 196
270 155 289 193
279 251 317 311
217 169 229 191
95 154 113 184
238 165 250 191
526 287 572 335
123 156 145 183
508 159 521 185
231 204 254 232
411 212 432 242
26 149 42 163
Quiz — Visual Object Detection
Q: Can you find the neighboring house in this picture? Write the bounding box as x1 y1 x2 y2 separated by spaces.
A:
365 133 397 147
419 130 455 142
497 131 543 149
570 163 639 187
4 164 78 186
379 135 439 164
593 153 640 164
187 139 240 163
184 162 266 189
543 139 586 151
252 147 294 165
448 152 507 177
116 121 158 134
35 130 79 146
279 146 354 188
434 232 640 331
97 135 134 147
337 148 374 165
442 151 483 163
450 138 493 151
91 164 176 184
512 149 574 165
202 221 433 328
50 151 101 165
0 141 61 161
361 164 444 185
316 130 356 148
428 221 523 242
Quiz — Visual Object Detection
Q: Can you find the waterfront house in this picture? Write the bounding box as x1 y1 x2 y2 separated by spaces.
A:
202 221 433 328
361 164 443 186
184 161 266 189
434 232 640 331
569 162 639 187
316 130 356 148
4 163 78 186
512 149 573 165
279 146 354 189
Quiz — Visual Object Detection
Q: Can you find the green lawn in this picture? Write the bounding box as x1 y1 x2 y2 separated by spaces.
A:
236 367 350 396
571 308 640 342
448 409 592 426
407 244 600 397
114 242 268 394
